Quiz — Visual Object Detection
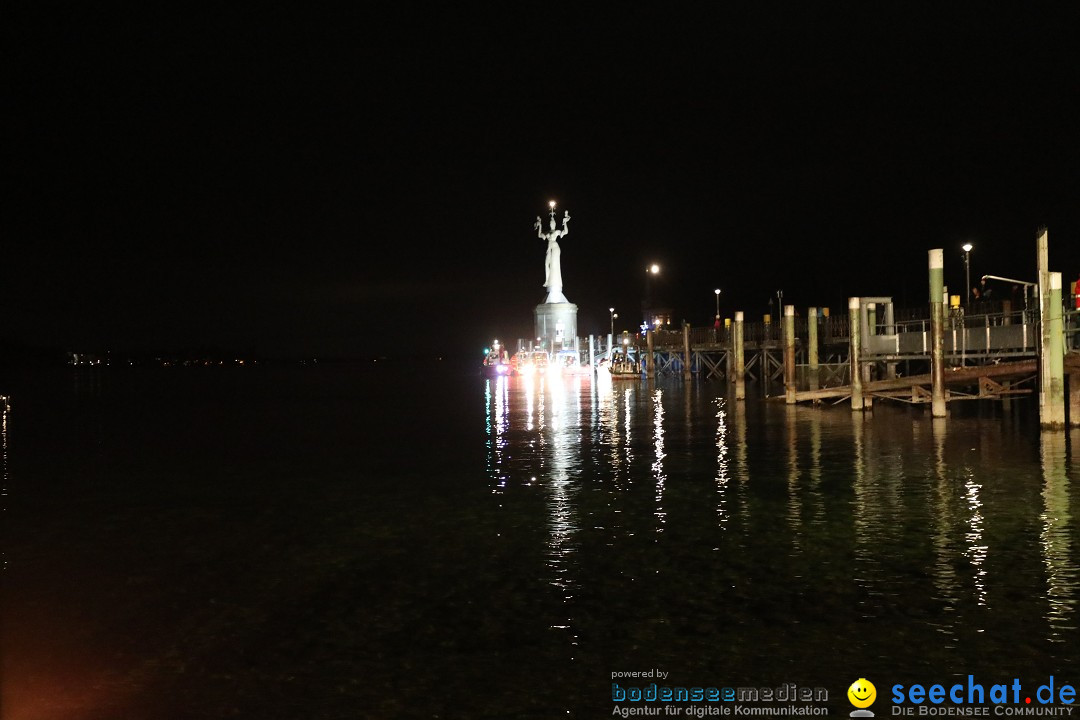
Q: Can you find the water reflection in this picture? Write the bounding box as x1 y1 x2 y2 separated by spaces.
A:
596 377 623 487
484 377 509 492
1040 431 1074 641
475 378 1080 683
733 399 749 525
851 414 873 616
715 397 729 528
930 418 962 645
652 389 666 532
807 408 824 526
963 470 988 607
786 406 801 551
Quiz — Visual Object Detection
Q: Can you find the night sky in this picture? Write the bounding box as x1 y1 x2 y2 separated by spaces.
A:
7 7 1079 359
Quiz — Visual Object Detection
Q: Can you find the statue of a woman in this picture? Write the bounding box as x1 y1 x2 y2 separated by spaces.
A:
535 210 571 303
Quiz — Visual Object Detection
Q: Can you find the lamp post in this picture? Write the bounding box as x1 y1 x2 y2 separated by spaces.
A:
962 243 973 310
609 307 617 338
714 288 721 320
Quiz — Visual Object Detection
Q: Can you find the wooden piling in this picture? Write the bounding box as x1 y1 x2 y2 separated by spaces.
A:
1044 271 1066 428
849 297 863 411
682 323 692 379
929 249 946 418
784 305 796 404
646 329 655 379
1038 227 1050 422
861 302 874 410
725 318 733 381
884 302 897 380
808 307 819 391
734 311 746 401
1069 371 1080 428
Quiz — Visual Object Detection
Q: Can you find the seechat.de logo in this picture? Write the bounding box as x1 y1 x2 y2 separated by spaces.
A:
848 679 877 718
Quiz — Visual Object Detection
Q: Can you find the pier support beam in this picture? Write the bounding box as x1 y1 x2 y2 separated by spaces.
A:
734 311 746 401
849 297 863 411
930 249 947 418
808 306 819 391
725 318 733 381
1037 228 1055 426
646 329 655 379
1044 272 1066 428
784 305 796 404
683 323 692 380
1069 372 1080 427
885 302 897 380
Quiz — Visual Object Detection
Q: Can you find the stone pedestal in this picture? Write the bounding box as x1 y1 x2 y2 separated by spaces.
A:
535 302 578 352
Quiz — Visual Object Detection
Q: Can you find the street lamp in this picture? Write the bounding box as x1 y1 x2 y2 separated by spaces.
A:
962 243 973 309
609 307 617 338
714 288 721 320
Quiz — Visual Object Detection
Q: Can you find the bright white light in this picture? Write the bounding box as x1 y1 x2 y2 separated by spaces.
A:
623 337 630 345
649 264 660 274
714 288 721 295
609 307 614 313
962 243 973 252
549 200 556 209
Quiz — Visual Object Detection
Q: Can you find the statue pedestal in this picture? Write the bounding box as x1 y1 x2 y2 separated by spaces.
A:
535 302 578 352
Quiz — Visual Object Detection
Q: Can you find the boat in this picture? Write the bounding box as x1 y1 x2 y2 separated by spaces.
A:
553 349 590 375
608 354 642 379
600 345 641 379
513 349 550 377
481 341 511 378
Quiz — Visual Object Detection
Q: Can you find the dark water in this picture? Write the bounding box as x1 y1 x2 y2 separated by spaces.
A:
3 365 1079 719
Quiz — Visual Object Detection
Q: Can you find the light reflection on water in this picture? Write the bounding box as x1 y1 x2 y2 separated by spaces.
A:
652 388 666 532
1041 431 1076 641
4 367 1080 718
715 396 729 529
482 374 1080 681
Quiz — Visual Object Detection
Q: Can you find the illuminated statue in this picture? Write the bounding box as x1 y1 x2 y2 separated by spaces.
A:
535 203 571 303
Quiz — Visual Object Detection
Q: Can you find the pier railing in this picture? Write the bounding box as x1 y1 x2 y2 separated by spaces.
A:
570 301 1077 365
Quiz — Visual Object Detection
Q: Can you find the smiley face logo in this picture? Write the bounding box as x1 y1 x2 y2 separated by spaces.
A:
848 679 876 709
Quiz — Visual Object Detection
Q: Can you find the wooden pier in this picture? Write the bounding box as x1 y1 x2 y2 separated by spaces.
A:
791 359 1036 404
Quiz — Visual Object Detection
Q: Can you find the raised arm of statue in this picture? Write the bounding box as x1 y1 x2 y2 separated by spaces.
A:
535 216 544 238
562 210 571 232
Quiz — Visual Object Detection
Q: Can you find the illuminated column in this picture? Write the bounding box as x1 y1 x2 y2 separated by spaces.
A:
1044 272 1066 428
1038 228 1050 423
807 307 819 391
734 311 746 401
885 302 897 380
930 249 947 418
849 297 863 411
862 303 874 410
784 305 796 404
646 328 655 379
682 323 692 379
725 318 734 381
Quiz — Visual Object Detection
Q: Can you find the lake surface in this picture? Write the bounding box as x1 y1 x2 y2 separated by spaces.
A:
3 365 1079 718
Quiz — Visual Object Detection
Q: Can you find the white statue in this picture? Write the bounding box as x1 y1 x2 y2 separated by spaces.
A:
535 206 571 303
